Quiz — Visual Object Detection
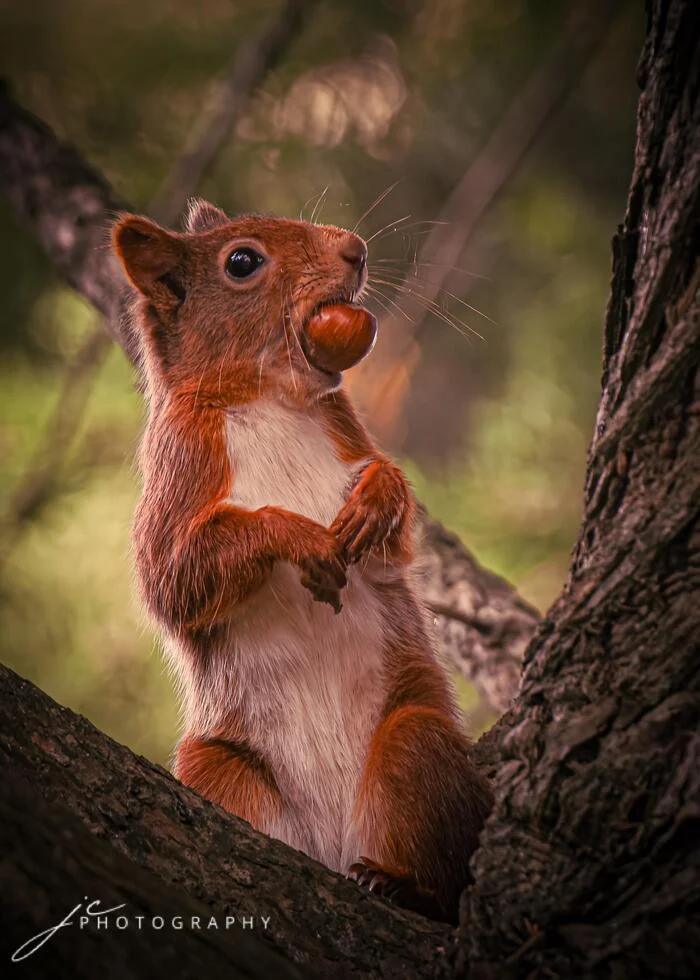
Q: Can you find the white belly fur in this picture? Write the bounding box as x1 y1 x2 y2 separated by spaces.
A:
177 399 389 871
225 398 360 526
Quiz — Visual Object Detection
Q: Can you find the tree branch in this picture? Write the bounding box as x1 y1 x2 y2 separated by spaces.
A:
0 773 304 979
420 511 538 714
0 80 132 352
0 663 450 979
150 0 311 226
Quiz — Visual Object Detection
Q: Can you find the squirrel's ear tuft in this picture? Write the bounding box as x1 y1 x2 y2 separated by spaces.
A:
184 197 229 233
112 214 186 307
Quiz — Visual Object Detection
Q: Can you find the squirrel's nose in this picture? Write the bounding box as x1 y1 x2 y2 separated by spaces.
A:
338 234 367 272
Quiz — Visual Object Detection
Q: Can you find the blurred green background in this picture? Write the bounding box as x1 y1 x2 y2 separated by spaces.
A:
0 0 643 765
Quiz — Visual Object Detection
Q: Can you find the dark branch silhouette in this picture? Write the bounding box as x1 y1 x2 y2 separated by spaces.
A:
0 0 311 574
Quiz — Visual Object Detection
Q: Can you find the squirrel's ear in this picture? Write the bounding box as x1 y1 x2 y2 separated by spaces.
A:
184 197 229 233
112 214 187 308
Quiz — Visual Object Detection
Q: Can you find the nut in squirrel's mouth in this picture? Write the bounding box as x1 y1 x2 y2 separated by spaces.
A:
298 291 357 380
301 290 358 331
298 294 378 380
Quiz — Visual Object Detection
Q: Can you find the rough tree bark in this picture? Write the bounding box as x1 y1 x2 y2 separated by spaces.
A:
0 774 304 980
0 81 538 716
458 1 700 976
0 0 698 977
0 664 450 979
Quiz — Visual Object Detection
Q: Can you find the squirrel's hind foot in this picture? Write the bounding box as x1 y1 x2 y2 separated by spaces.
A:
347 857 450 923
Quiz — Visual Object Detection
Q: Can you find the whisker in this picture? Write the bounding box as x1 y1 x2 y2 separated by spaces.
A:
193 367 207 411
373 258 489 280
258 349 266 397
371 270 494 325
368 279 479 349
370 279 484 342
284 295 312 372
299 193 316 222
374 266 479 289
368 229 437 251
372 276 478 335
300 187 326 222
218 334 238 394
367 220 449 247
283 283 309 361
424 288 493 326
368 287 442 339
365 284 415 325
281 307 298 392
364 214 413 245
352 180 401 233
309 185 329 225
363 285 402 322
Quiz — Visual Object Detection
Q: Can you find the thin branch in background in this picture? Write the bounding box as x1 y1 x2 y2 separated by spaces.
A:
412 0 625 338
354 0 626 428
428 601 492 636
1 328 112 555
0 0 310 564
150 0 310 227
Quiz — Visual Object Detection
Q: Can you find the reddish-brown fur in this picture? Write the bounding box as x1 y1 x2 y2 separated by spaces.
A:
113 199 493 923
176 734 281 828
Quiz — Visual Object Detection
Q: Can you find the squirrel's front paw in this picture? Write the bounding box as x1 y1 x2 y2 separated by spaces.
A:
299 551 347 613
262 509 347 612
331 461 410 564
291 521 347 613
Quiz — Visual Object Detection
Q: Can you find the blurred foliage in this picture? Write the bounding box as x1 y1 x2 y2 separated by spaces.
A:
0 0 643 765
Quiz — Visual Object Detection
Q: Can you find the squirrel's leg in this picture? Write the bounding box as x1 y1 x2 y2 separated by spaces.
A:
174 734 281 831
348 699 493 923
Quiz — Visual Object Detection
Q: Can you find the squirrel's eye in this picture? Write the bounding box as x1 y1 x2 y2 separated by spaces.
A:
225 247 265 280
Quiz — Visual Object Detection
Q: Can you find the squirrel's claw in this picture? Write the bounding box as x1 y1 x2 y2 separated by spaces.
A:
332 498 401 564
299 555 346 613
331 460 409 565
348 858 446 920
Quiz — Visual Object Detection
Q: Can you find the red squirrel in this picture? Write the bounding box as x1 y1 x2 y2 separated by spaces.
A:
113 198 493 923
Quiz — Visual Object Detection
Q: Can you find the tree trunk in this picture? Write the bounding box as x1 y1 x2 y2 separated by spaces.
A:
458 1 700 976
0 0 698 976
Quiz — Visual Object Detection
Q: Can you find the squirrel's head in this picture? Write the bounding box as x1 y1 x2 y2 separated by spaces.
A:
112 198 369 403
